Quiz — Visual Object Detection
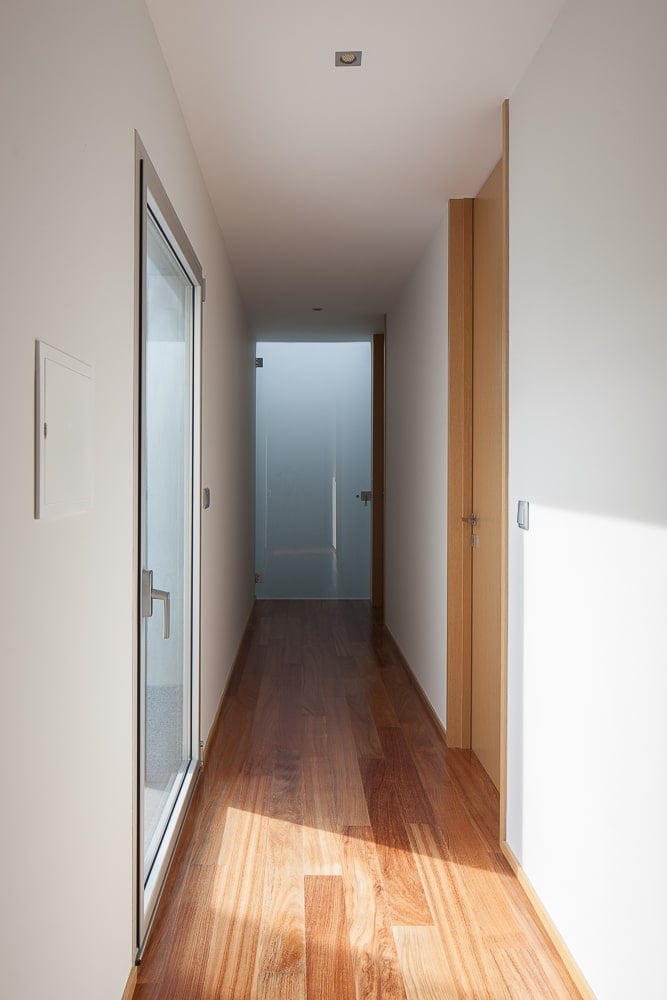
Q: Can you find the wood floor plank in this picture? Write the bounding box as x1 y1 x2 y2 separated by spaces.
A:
278 659 305 751
136 601 583 1000
485 852 581 996
345 678 384 758
271 747 304 824
135 800 203 984
302 754 341 875
325 694 371 826
304 876 356 1000
234 643 267 710
350 641 381 679
204 776 272 998
255 615 272 648
393 925 460 1000
341 827 408 1000
190 702 254 866
445 748 501 846
256 818 306 1000
302 646 325 717
158 864 217 999
360 756 433 926
303 714 327 757
133 984 161 1000
493 946 574 1000
382 658 441 747
331 622 353 658
364 673 400 729
318 645 346 703
378 726 436 824
412 752 493 867
245 646 282 775
407 822 518 998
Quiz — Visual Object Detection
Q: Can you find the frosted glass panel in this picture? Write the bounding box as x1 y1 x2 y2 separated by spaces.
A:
143 213 193 879
256 342 371 599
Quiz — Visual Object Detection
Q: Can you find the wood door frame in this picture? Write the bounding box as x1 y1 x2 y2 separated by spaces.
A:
371 328 385 609
446 197 474 748
498 101 509 842
446 102 509 838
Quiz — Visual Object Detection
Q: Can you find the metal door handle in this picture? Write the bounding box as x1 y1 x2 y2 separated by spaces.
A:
462 512 479 527
141 569 171 640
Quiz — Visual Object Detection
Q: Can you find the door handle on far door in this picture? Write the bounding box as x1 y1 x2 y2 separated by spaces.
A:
462 512 479 527
141 569 171 640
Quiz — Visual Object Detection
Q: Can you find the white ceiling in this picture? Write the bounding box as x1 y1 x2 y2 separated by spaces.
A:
145 0 563 338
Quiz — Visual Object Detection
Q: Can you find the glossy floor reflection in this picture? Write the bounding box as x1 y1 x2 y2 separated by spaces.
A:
257 549 339 599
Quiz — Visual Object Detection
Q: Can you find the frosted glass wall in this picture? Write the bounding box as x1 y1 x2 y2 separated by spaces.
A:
256 342 371 599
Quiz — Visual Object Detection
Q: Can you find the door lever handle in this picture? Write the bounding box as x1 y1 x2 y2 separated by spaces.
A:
462 512 479 527
141 569 171 640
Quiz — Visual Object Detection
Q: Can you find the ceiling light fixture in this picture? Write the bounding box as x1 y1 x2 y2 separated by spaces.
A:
335 50 362 67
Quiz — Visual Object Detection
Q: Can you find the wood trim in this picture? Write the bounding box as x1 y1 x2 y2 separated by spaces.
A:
202 600 256 765
121 965 137 1000
446 198 474 748
371 330 386 609
499 99 510 842
383 626 447 746
500 841 595 1000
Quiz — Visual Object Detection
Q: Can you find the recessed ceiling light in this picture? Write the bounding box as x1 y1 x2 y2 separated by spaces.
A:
335 50 362 67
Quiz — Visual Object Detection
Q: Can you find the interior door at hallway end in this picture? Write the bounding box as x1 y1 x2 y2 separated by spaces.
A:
471 160 504 789
254 341 372 600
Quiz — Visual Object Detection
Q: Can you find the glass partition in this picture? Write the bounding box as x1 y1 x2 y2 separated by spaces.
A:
255 341 371 599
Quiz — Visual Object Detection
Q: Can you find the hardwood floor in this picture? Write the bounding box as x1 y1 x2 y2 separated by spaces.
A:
135 601 580 999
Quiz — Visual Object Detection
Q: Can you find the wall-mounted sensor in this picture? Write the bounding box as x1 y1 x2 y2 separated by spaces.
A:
517 500 529 530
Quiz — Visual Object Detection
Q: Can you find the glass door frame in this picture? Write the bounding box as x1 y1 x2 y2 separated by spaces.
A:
134 135 203 956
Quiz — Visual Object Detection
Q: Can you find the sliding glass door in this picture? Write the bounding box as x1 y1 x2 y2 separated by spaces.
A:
136 140 202 951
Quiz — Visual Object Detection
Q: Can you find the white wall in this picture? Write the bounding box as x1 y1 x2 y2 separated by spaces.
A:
0 3 254 998
507 2 667 996
385 214 449 723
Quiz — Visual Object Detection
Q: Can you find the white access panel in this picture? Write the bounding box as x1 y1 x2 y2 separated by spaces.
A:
35 341 94 518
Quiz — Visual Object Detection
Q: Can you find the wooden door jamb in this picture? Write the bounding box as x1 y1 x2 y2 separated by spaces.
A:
372 327 386 610
446 198 474 749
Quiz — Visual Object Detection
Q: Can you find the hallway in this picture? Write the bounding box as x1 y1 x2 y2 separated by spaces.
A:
135 601 579 999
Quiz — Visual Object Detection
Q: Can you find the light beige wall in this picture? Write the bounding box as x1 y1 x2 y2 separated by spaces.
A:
507 1 667 995
385 214 449 723
0 3 253 998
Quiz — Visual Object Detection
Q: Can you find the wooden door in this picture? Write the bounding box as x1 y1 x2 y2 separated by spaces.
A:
447 104 508 799
470 161 504 788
